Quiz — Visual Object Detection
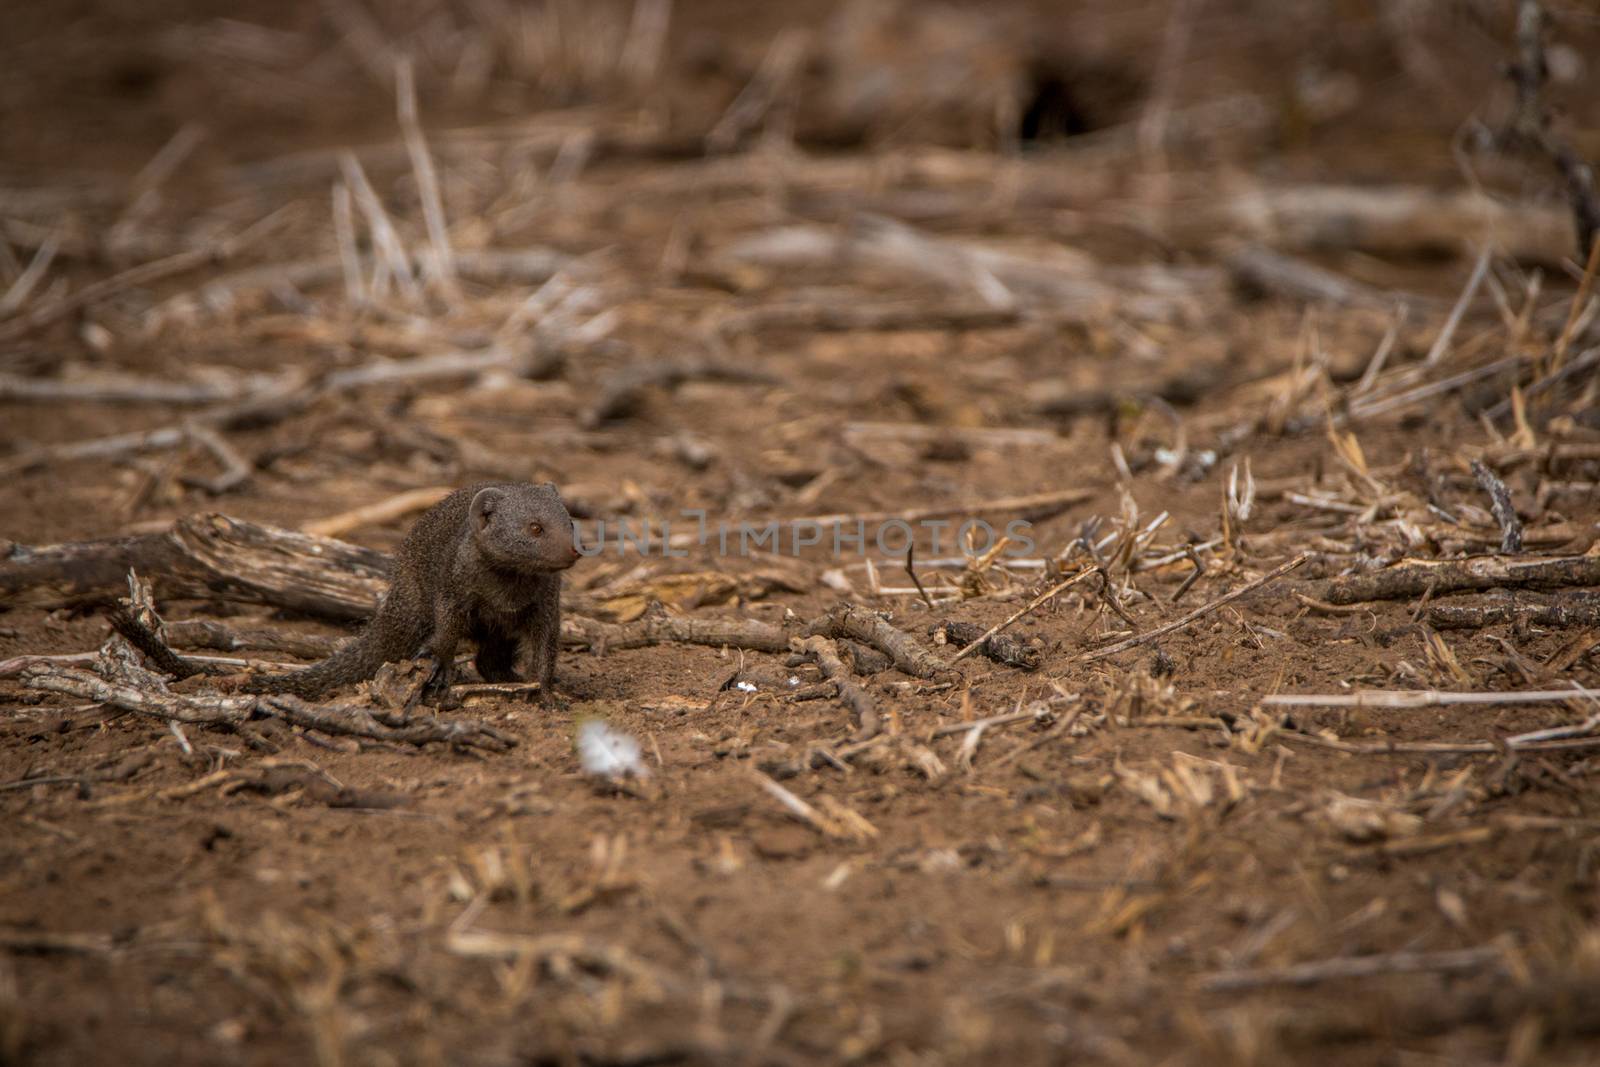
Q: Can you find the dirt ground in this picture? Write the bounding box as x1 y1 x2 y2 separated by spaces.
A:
3 1 1600 1064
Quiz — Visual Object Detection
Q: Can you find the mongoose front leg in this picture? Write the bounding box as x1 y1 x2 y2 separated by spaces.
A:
524 591 561 703
417 604 467 707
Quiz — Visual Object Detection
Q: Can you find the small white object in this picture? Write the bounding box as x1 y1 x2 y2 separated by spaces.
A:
577 721 650 779
734 680 758 693
820 568 855 595
787 676 800 687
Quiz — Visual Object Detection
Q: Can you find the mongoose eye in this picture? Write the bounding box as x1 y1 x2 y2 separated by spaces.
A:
528 522 544 537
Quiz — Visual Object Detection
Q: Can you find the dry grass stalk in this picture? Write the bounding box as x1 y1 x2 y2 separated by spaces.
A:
0 213 281 344
338 152 418 303
752 771 873 842
0 231 59 317
394 57 457 295
1423 246 1491 367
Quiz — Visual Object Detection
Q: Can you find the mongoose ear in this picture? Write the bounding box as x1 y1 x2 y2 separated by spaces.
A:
470 487 504 529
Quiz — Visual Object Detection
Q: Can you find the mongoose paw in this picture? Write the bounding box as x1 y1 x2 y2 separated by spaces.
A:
408 658 458 711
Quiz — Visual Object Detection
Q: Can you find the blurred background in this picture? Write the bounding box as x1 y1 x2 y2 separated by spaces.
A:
5 0 1596 209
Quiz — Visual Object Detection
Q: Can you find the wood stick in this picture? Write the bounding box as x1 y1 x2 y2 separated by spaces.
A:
1078 555 1306 662
581 358 776 428
0 928 113 956
561 613 791 654
1554 236 1600 369
929 707 1043 738
302 486 454 538
0 514 389 618
1483 442 1600 468
156 247 567 320
0 371 262 406
0 213 279 343
794 635 879 743
751 770 853 840
339 151 419 302
1218 184 1572 267
1198 944 1503 992
806 604 952 680
663 487 1096 550
1504 1 1600 259
716 301 1021 336
180 423 254 495
941 620 1041 670
1470 459 1523 553
1276 730 1600 756
951 569 1092 663
1352 307 1405 397
0 651 272 676
1262 687 1599 710
107 605 216 680
806 486 1096 527
112 122 206 236
1303 552 1600 606
17 663 514 750
1485 344 1600 420
0 379 316 477
1226 243 1389 307
1505 713 1600 746
1425 591 1600 630
1 336 567 480
843 422 1059 448
705 28 809 153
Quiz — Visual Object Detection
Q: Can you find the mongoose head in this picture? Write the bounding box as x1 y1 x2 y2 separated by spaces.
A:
470 483 581 573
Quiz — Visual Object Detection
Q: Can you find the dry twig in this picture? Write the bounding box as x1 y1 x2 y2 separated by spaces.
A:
1305 553 1600 606
950 569 1092 663
806 605 951 681
1470 459 1523 553
1079 555 1306 662
18 663 513 750
793 635 879 743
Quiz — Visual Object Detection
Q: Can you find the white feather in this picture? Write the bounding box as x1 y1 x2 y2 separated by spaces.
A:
577 721 650 779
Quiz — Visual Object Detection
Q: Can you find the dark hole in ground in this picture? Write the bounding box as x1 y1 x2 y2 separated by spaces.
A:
1020 69 1094 140
105 57 165 98
1018 57 1144 144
